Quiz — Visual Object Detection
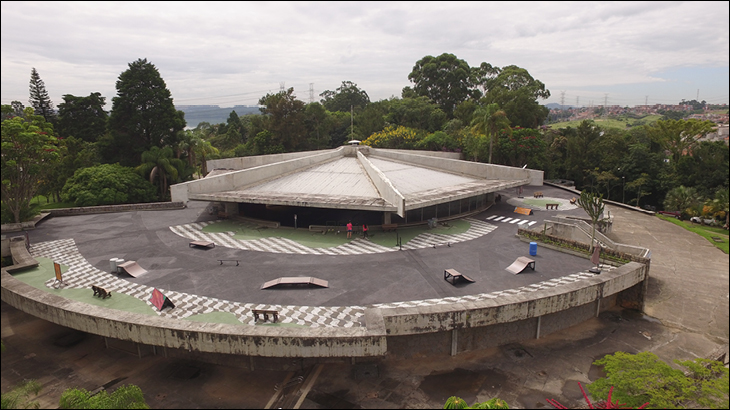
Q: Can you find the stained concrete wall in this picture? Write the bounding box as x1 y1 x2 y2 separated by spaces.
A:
370 149 543 185
357 151 406 217
379 262 646 336
207 149 339 171
171 148 344 204
2 261 647 358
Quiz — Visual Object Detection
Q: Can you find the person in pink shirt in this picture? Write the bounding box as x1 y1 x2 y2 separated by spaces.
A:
362 224 369 239
346 221 353 238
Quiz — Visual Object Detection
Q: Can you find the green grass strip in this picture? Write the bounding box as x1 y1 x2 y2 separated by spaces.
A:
10 257 157 316
656 215 729 254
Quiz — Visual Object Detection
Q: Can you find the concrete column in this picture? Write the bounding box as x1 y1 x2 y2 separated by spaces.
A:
383 212 392 224
536 316 542 339
224 202 238 217
451 329 458 356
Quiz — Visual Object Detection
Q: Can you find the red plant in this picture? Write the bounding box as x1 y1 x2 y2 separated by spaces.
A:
546 383 649 409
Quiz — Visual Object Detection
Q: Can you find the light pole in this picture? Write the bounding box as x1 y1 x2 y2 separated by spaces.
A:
622 176 625 204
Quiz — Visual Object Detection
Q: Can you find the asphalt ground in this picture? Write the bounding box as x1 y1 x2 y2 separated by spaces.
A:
3 184 728 409
19 186 594 309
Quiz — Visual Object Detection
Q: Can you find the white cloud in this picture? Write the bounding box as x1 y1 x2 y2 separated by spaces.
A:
2 1 728 108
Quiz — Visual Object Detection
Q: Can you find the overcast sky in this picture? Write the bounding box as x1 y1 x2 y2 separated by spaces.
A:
2 1 728 111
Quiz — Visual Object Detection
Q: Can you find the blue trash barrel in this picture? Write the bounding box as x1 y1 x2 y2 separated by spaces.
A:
529 242 537 256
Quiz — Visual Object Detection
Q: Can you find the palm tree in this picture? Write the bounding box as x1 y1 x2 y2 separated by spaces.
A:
706 188 729 229
136 146 186 200
470 103 511 164
663 186 699 220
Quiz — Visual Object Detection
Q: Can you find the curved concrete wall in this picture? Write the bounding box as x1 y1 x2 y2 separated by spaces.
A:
1 262 647 358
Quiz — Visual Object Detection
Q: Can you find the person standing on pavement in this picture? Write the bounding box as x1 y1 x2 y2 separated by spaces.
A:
347 221 353 238
362 223 369 239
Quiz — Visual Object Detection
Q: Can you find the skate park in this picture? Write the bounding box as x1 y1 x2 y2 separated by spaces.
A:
2 147 650 359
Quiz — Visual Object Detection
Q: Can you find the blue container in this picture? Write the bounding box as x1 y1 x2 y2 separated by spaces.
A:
529 242 537 256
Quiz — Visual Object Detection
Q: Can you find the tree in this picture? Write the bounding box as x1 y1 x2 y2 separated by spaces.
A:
588 351 729 409
136 146 188 200
408 53 476 117
480 65 550 129
384 96 448 133
106 58 186 166
59 384 149 409
1 107 59 223
319 81 370 112
471 103 511 164
28 68 55 123
644 119 715 165
497 127 547 168
576 190 605 253
258 88 306 152
62 164 157 206
56 93 108 142
706 187 729 229
663 186 700 219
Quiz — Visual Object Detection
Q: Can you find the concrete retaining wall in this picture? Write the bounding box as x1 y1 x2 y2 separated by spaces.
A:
1 260 647 359
47 202 185 216
370 149 543 185
357 151 405 217
207 149 338 171
172 148 344 204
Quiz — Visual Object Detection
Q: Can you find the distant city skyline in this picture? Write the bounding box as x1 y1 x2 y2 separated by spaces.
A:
2 2 728 110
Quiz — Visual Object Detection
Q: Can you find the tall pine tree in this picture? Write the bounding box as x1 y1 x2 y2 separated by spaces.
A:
28 68 55 123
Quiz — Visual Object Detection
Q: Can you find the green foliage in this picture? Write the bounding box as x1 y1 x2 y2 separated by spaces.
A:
496 127 546 168
61 164 157 207
480 65 550 129
471 103 511 163
319 81 370 112
135 146 190 200
362 125 422 149
409 53 476 117
28 68 55 124
1 379 42 409
663 186 700 219
106 58 185 166
588 351 729 409
56 92 108 142
1 107 59 223
443 396 509 409
59 384 149 409
644 119 716 165
416 131 460 152
577 190 606 252
258 88 306 152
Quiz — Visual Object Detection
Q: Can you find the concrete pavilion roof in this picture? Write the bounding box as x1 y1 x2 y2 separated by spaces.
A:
170 146 542 217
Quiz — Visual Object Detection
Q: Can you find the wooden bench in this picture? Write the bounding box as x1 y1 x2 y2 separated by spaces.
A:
91 285 112 299
218 259 240 266
190 240 215 249
381 223 398 232
252 309 279 323
505 257 536 275
514 207 533 215
217 211 228 219
533 191 544 198
546 203 559 210
444 269 475 285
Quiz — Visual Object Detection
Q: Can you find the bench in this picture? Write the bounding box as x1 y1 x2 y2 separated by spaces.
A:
505 256 536 275
252 309 279 323
381 223 398 232
514 207 533 215
189 240 215 249
92 285 112 299
444 269 475 285
217 211 228 219
533 191 544 198
218 259 240 266
546 203 559 210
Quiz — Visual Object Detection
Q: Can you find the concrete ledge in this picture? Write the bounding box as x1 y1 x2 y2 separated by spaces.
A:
5 237 39 273
380 262 647 336
0 271 387 358
47 202 185 216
